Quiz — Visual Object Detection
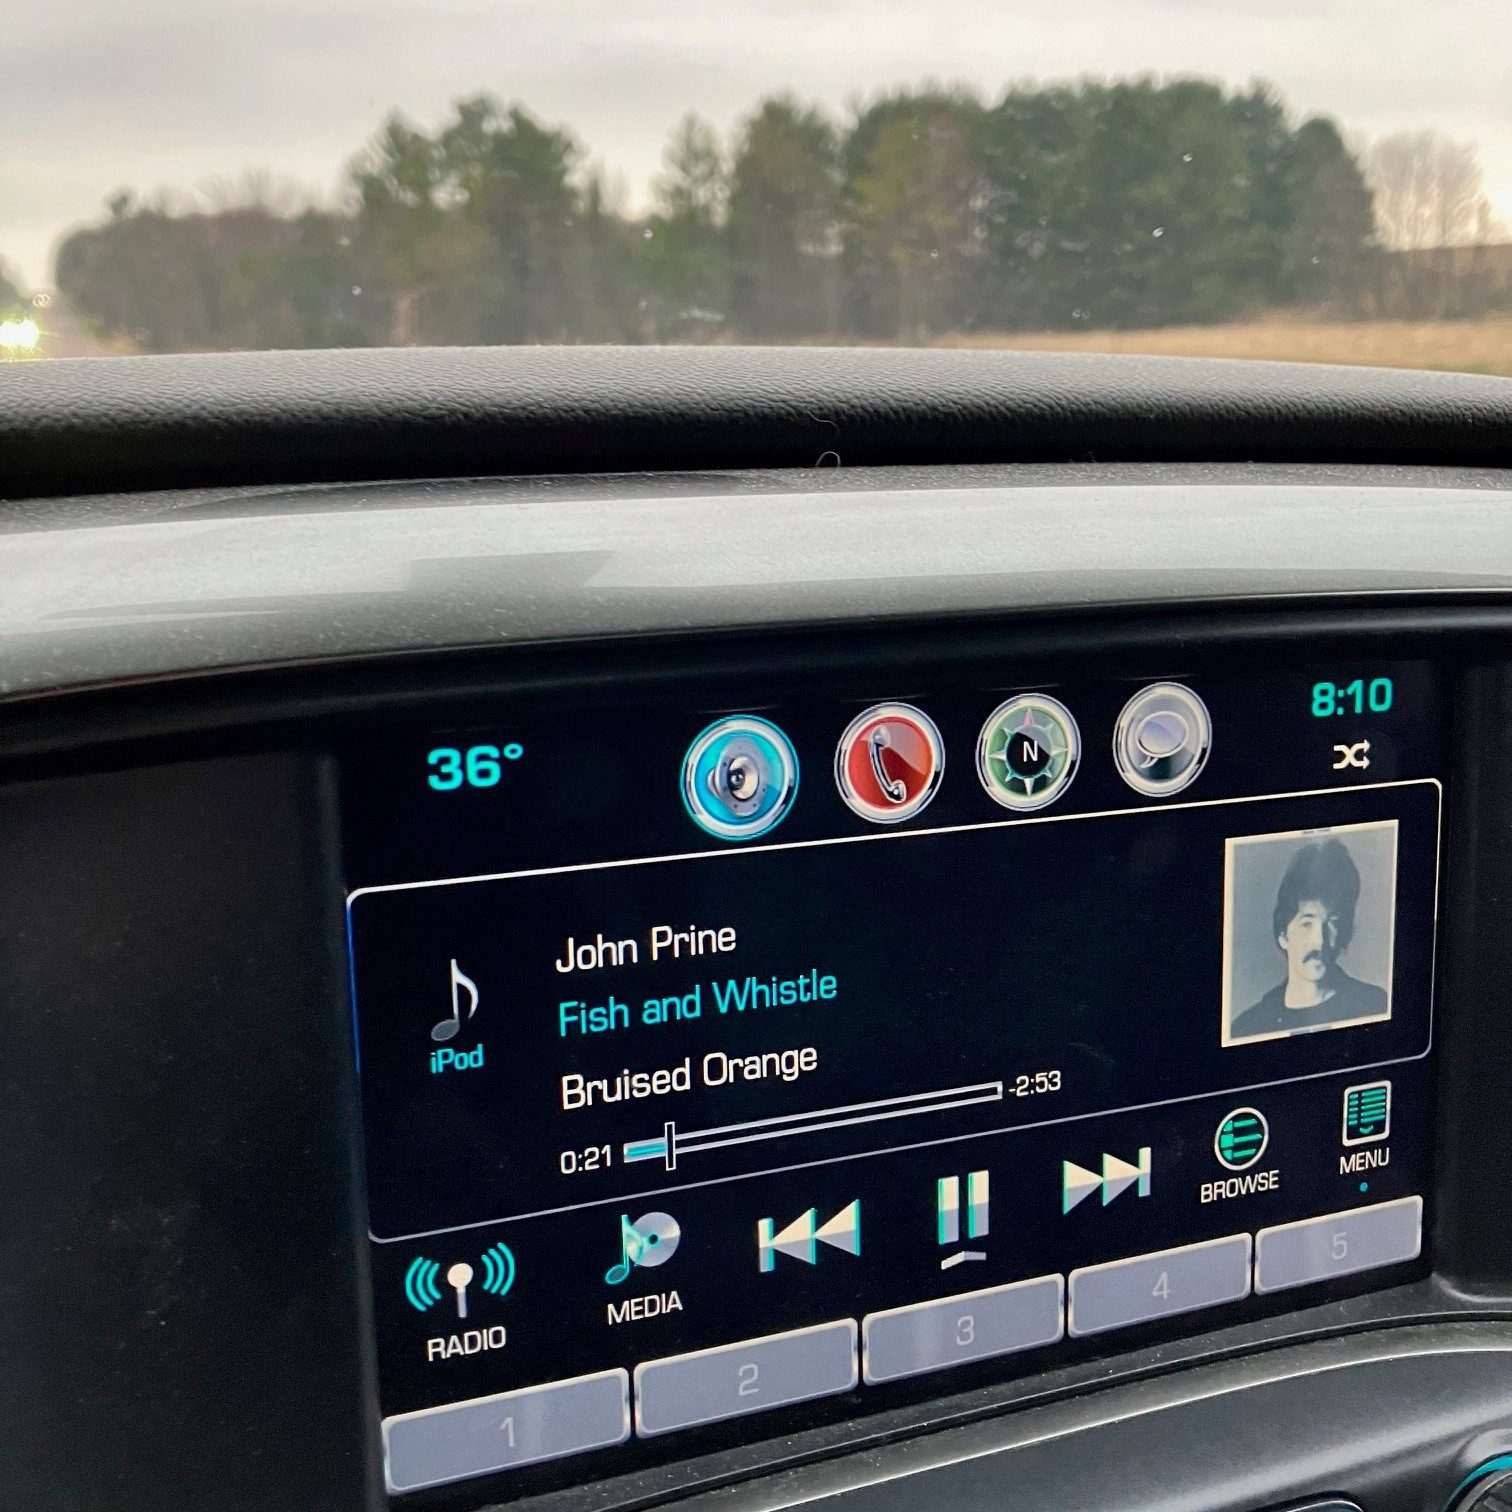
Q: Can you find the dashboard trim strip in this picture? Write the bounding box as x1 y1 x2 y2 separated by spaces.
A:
6 469 1512 706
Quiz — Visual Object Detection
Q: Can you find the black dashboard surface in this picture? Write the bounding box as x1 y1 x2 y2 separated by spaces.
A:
4 347 1512 498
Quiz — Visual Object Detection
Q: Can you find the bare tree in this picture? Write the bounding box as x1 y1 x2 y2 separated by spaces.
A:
1363 130 1490 249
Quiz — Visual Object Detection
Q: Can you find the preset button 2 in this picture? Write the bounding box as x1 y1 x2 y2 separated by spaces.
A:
635 1320 857 1436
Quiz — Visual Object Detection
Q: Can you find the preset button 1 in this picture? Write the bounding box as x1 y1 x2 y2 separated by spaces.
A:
382 1369 630 1493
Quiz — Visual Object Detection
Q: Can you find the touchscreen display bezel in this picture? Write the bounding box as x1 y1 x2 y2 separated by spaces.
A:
341 652 1443 1503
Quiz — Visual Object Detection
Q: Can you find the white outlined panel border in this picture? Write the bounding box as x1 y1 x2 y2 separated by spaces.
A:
350 778 1442 1244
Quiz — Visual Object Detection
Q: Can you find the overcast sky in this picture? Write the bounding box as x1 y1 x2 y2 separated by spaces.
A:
8 0 1511 287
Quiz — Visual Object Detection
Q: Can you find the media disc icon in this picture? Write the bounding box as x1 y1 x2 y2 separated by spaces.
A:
1113 682 1212 797
682 715 799 840
834 703 945 824
976 694 1081 811
605 1211 681 1285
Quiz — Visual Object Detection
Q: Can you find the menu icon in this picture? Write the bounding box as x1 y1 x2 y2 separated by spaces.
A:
1343 1081 1391 1145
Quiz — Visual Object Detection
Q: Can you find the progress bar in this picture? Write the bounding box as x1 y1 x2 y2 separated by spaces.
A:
623 1081 1005 1171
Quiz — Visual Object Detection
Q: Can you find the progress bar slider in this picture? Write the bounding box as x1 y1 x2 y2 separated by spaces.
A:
623 1080 1004 1171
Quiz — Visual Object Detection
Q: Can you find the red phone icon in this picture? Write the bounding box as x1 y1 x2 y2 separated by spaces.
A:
836 705 944 823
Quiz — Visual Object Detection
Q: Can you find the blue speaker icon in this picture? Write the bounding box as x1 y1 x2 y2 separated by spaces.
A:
405 1244 516 1319
682 715 799 841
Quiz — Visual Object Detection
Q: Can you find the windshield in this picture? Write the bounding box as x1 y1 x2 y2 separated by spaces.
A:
7 3 1510 373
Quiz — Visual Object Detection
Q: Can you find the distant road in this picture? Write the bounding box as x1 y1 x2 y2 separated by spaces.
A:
34 297 135 358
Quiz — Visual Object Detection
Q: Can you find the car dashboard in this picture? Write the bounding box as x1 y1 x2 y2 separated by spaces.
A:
3 348 1512 1512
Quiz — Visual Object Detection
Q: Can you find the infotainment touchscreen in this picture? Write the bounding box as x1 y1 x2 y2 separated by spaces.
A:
342 659 1441 1498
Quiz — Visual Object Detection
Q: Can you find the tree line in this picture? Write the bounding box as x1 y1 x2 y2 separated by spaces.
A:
40 79 1475 353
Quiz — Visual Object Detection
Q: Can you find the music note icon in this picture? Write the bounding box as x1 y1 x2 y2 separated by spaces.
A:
431 959 480 1043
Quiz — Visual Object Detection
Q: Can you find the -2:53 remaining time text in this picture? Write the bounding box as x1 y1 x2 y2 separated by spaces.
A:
1011 1070 1062 1096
